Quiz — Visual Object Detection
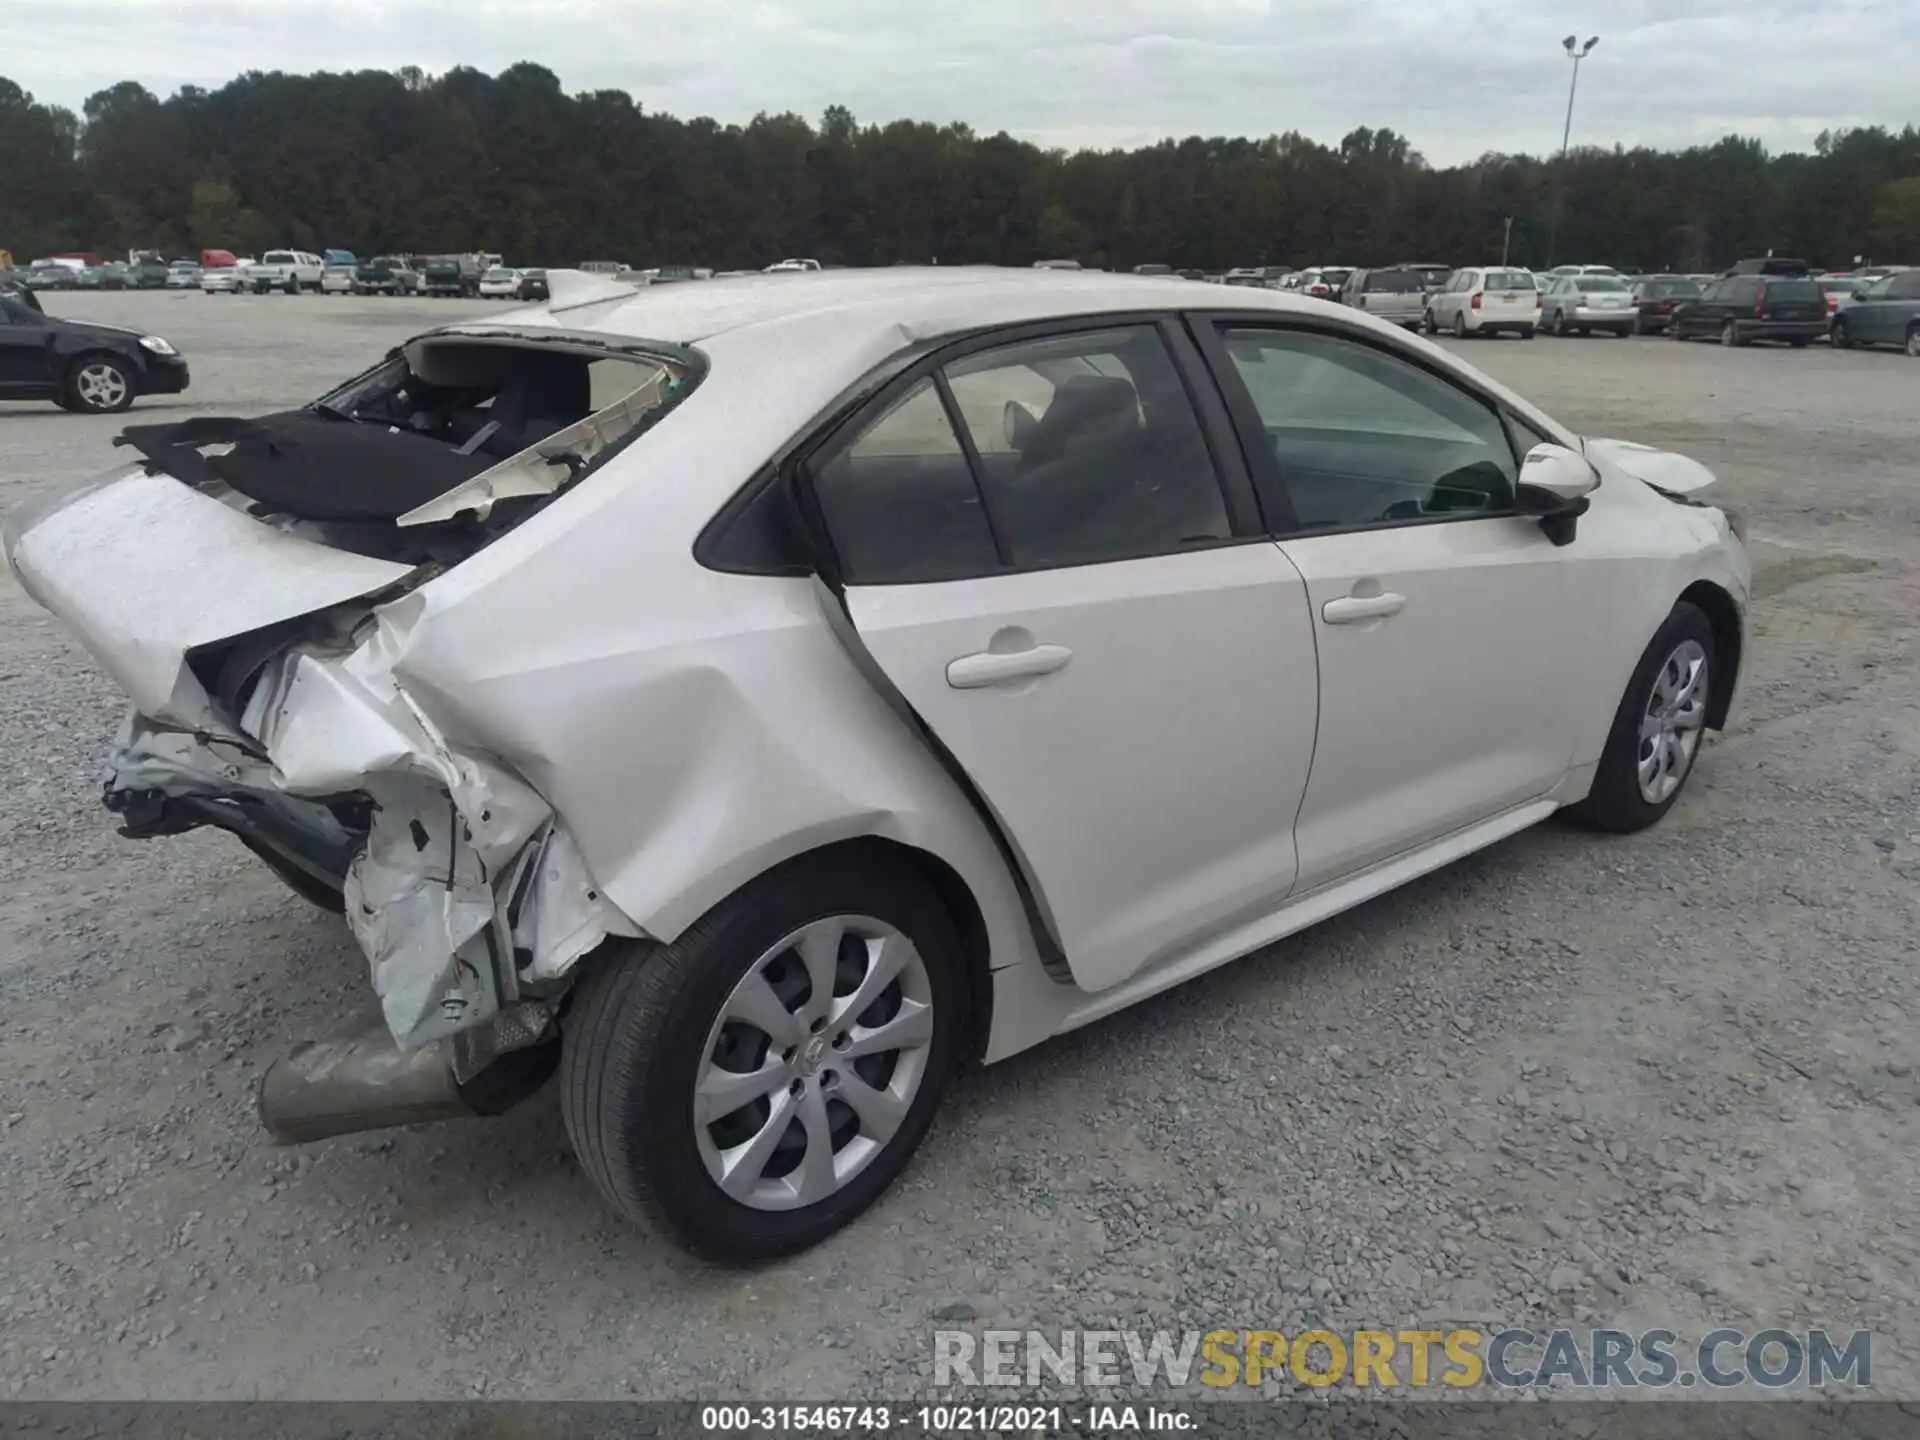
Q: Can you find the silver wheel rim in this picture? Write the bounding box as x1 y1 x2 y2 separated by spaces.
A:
1907 331 1919 357
1722 323 1735 346
76 363 128 409
1637 639 1709 804
694 914 934 1212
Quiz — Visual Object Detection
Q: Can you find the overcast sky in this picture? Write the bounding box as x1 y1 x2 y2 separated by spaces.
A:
10 0 1917 165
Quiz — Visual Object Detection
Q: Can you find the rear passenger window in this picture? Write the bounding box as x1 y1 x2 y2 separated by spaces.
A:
809 380 998 584
812 325 1233 583
942 327 1231 570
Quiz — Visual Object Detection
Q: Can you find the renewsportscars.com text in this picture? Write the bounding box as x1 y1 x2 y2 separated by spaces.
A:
933 1327 1872 1391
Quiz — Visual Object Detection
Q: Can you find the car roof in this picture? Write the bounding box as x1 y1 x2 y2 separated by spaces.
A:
534 266 1341 349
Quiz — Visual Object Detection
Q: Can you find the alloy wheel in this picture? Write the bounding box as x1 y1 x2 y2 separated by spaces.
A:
74 362 129 411
1637 639 1709 805
693 914 934 1212
1906 329 1920 358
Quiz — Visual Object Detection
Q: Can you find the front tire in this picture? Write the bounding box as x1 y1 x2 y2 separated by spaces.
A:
1721 320 1741 347
560 850 969 1261
1564 601 1716 834
1906 327 1920 358
64 355 136 413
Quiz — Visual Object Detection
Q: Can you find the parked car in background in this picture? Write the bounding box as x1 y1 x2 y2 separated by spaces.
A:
1548 264 1624 279
1394 263 1454 292
249 250 324 294
0 287 189 411
323 249 357 270
3 270 1748 1260
1724 257 1810 277
1815 275 1861 324
1132 263 1173 276
1828 268 1920 354
1292 266 1354 299
24 264 77 291
1222 267 1271 287
1425 267 1540 338
165 262 202 289
420 254 484 297
353 256 417 295
1339 266 1428 328
1628 276 1703 334
514 268 550 301
1669 272 1825 347
125 258 172 289
1541 274 1637 335
766 257 823 273
318 263 357 294
478 267 522 298
201 265 247 294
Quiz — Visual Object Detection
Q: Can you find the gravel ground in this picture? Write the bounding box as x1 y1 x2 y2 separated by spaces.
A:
1 294 1916 1402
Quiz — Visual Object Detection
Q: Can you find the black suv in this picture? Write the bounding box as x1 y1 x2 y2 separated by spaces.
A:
1669 272 1826 347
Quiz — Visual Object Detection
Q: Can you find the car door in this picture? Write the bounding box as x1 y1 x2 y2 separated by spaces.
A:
800 318 1321 994
0 298 55 396
1194 318 1577 891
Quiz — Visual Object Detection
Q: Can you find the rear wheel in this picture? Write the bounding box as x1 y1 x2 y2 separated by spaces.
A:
1564 601 1716 834
1830 319 1851 349
560 850 969 1261
1720 320 1741 347
1906 327 1920 358
1452 311 1468 339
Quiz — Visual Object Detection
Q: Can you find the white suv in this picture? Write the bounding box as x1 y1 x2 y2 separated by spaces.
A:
1425 267 1542 338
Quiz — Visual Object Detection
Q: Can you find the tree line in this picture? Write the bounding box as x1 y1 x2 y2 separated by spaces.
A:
4 64 1918 274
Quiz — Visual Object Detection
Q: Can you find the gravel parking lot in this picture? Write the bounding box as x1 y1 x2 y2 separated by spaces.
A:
2 292 1916 1401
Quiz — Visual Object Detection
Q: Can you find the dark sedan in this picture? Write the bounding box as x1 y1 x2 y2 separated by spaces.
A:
0 290 190 412
1629 276 1701 334
515 268 550 301
1669 273 1826 347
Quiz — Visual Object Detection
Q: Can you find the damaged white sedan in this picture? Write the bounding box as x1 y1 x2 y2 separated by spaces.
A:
4 267 1749 1259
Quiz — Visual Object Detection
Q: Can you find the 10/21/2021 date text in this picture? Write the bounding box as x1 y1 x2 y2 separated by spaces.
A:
699 1403 1197 1432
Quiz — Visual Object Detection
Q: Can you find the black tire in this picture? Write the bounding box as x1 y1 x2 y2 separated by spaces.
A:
1789 337 1809 349
1906 326 1920 359
1563 601 1717 834
63 354 137 413
560 849 970 1261
1452 311 1469 339
1830 319 1850 349
1720 320 1741 348
1518 326 1536 339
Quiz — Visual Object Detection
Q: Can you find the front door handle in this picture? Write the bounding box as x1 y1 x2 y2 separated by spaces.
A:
947 644 1073 689
1322 592 1406 624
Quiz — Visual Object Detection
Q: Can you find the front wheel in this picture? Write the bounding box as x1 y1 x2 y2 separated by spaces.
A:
1830 320 1850 349
64 355 136 413
1720 320 1741 347
1564 601 1716 834
560 850 969 1261
1906 327 1920 358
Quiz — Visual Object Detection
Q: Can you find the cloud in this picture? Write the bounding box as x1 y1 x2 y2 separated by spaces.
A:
7 0 1915 163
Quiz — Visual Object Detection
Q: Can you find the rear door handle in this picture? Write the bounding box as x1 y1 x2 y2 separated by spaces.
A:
947 644 1073 689
1322 593 1406 624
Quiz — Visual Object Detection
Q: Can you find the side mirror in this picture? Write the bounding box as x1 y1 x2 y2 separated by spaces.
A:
1003 399 1038 450
1515 442 1598 548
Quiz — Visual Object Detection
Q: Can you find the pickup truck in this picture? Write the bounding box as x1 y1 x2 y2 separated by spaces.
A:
248 249 324 294
352 255 419 295
419 254 484 297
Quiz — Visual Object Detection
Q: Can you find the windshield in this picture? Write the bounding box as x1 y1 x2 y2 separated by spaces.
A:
1363 271 1424 293
1762 279 1820 301
1642 279 1701 297
1580 277 1629 292
1319 268 1354 286
1483 270 1533 290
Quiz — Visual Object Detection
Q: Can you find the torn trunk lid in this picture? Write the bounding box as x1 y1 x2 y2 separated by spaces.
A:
3 466 415 731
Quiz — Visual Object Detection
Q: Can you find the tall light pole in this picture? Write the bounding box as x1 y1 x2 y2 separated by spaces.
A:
1545 34 1598 268
1502 216 1514 266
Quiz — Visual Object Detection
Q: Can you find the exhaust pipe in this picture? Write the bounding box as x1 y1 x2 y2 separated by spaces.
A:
258 1020 473 1144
